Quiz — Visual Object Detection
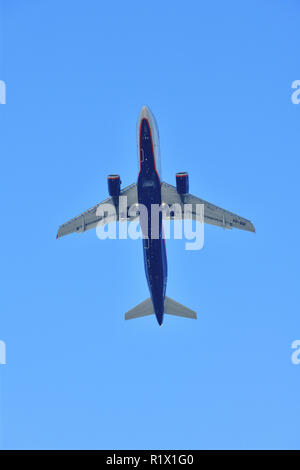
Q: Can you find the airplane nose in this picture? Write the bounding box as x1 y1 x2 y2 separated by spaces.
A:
141 105 149 114
139 105 152 120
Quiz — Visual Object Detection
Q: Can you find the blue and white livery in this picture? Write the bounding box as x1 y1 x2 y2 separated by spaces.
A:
57 106 255 325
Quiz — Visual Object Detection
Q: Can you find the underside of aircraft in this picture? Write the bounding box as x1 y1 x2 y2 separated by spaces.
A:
57 106 255 325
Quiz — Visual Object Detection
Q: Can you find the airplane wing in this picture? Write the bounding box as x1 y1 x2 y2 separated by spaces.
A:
57 183 138 239
161 182 255 233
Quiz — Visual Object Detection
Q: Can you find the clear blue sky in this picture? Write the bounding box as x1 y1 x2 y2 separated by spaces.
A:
1 0 300 450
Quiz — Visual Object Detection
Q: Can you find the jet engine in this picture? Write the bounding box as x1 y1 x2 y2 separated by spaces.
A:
176 172 189 195
108 174 121 197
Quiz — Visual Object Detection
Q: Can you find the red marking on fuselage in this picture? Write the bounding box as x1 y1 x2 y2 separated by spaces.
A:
138 118 160 182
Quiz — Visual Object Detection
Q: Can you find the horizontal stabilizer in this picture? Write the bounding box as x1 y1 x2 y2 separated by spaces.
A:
125 298 154 320
164 296 197 319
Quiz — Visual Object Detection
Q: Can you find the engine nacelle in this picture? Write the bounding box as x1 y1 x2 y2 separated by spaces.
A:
176 172 189 194
108 174 121 197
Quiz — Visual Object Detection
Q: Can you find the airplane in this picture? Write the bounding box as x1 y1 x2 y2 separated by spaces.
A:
57 106 255 325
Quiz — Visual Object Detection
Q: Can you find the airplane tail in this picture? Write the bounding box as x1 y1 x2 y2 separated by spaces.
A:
125 296 197 320
125 298 154 320
164 296 197 319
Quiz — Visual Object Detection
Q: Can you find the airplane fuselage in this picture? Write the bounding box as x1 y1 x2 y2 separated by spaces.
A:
137 107 167 325
57 105 255 324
